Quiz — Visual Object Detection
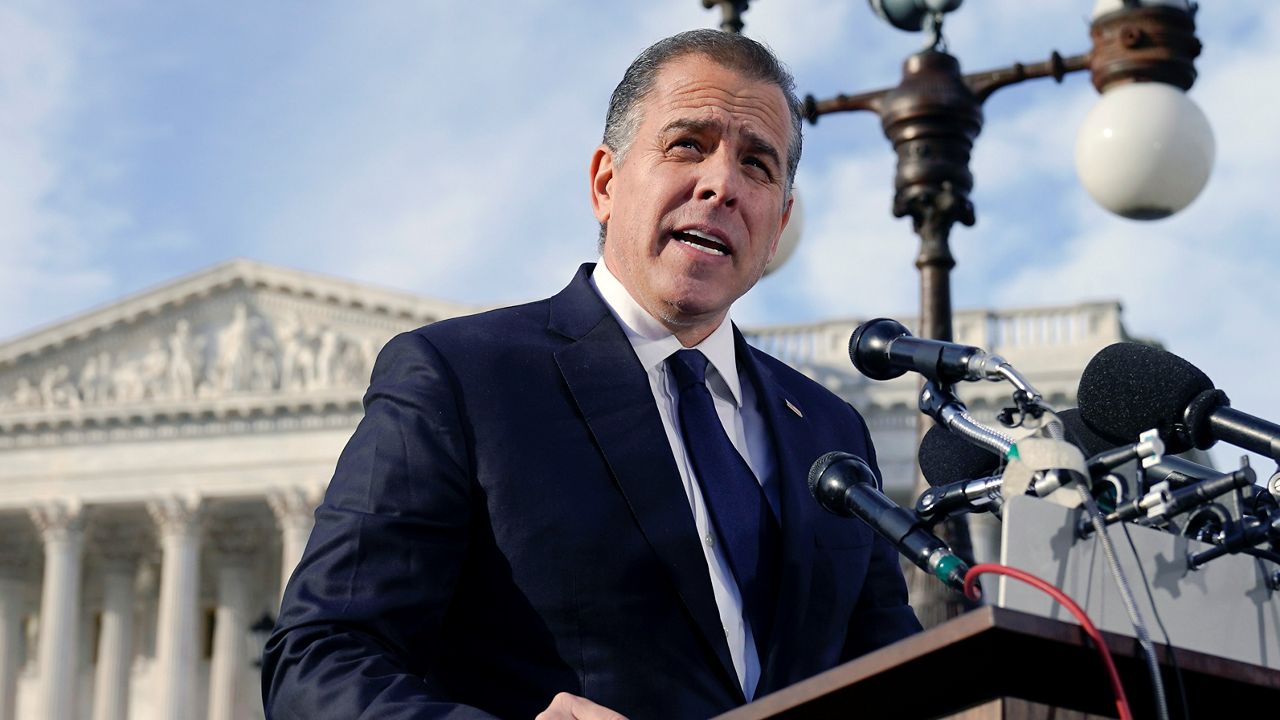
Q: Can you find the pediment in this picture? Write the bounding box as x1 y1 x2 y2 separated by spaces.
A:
0 259 482 432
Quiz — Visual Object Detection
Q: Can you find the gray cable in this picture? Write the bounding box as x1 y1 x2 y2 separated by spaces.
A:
1036 409 1168 718
941 398 1169 715
1074 478 1170 720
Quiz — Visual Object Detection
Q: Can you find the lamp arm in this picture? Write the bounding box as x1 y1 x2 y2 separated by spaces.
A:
966 51 1089 103
804 49 1087 124
803 89 886 124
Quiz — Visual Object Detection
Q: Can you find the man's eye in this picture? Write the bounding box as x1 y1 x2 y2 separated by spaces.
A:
671 139 701 152
744 157 773 178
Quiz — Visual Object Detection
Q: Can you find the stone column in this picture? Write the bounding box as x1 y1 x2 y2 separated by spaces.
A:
0 576 23 720
147 495 203 720
0 527 33 720
88 523 147 720
30 501 86 720
92 560 136 720
268 486 321 602
205 519 259 720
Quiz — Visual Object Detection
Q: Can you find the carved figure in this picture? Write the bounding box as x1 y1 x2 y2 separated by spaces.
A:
111 358 145 404
313 327 338 389
250 333 280 392
95 352 114 403
79 356 101 405
167 319 197 399
11 377 40 409
40 365 82 410
38 368 58 409
211 303 251 393
140 339 169 399
278 313 315 392
334 341 363 387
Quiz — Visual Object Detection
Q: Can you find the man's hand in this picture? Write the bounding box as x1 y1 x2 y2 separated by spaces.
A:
535 692 629 720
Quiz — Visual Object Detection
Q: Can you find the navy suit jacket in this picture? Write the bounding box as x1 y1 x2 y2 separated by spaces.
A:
263 264 920 719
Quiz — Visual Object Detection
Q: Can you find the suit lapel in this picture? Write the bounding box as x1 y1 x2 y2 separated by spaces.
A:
735 330 819 694
550 265 743 701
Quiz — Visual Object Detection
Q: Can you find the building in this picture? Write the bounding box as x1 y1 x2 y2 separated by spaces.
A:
0 260 1134 719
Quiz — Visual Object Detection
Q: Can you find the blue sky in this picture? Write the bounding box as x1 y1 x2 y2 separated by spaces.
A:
4 0 1278 468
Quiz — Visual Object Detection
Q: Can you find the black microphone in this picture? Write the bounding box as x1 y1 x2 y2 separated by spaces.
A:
849 318 998 384
1084 461 1257 534
808 451 969 592
1078 342 1280 460
1188 507 1280 569
919 422 1005 487
1060 407 1218 488
915 423 1005 520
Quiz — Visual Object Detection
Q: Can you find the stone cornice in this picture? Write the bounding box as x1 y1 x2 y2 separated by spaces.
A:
745 300 1130 383
0 393 364 449
0 387 363 431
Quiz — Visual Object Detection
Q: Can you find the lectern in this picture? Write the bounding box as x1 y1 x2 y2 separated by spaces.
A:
715 605 1280 719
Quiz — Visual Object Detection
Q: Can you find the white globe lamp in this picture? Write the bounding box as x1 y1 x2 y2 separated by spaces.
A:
1076 0 1214 219
1075 81 1214 219
764 190 803 276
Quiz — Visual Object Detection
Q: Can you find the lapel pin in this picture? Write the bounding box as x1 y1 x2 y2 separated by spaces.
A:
785 398 803 418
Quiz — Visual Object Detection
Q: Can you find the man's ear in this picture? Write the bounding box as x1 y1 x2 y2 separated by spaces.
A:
589 144 615 224
767 194 794 265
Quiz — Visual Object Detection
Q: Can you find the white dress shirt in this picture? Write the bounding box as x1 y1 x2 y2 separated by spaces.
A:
589 259 778 700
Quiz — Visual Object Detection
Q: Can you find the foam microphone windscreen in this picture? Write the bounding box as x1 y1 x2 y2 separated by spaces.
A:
918 422 1004 487
1076 342 1214 453
1056 408 1117 458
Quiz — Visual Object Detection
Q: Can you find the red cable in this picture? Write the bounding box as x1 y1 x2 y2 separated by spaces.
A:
964 563 1133 720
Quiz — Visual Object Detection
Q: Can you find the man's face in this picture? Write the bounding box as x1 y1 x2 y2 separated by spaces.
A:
590 54 793 344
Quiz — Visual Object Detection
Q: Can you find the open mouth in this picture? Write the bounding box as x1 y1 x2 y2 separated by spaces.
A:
672 229 731 257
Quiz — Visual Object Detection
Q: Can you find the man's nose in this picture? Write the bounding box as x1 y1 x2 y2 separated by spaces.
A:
694 152 739 208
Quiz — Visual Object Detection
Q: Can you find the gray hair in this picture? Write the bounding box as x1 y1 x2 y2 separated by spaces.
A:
605 29 802 185
599 31 803 245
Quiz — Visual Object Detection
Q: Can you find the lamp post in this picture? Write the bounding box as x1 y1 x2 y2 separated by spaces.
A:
249 612 276 668
701 0 1212 626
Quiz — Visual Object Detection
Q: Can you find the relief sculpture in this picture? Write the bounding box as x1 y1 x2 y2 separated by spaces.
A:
1 301 387 412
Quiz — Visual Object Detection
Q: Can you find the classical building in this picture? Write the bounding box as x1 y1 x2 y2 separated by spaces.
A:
0 259 1134 719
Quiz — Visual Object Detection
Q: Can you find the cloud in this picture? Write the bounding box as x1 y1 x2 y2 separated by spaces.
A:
234 5 630 305
731 0 856 70
735 146 921 328
0 1 118 339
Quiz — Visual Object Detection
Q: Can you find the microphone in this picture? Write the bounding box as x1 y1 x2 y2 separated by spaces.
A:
849 318 1006 384
1188 507 1280 569
919 421 1005 487
915 423 1006 520
1078 342 1280 460
808 451 969 592
1060 407 1219 488
1082 460 1257 535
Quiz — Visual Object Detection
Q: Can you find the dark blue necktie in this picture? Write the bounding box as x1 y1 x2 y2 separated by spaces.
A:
667 349 780 656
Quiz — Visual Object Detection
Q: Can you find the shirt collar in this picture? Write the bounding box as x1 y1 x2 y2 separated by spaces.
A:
590 259 743 407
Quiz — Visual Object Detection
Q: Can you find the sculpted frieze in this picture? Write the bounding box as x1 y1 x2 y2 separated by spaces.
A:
0 298 393 415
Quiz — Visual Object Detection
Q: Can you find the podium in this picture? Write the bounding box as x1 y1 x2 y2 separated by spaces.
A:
715 606 1280 719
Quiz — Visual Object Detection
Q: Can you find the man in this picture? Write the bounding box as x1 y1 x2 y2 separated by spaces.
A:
263 29 920 720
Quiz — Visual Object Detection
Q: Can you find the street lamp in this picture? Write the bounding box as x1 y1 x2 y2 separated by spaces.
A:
249 612 276 668
802 0 1211 344
702 0 1212 625
1077 1 1214 219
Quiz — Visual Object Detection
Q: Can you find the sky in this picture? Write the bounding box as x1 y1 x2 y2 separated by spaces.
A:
3 0 1277 471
